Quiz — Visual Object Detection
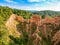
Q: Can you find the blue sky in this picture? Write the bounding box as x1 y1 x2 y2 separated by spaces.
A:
0 0 60 11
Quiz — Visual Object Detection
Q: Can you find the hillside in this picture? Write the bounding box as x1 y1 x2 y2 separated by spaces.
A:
0 6 33 20
0 6 60 45
33 10 60 18
0 6 32 45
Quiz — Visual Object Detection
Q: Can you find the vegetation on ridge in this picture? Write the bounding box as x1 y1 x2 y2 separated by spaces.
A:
0 6 60 45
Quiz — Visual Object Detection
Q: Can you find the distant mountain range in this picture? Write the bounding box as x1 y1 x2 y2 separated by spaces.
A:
30 10 60 16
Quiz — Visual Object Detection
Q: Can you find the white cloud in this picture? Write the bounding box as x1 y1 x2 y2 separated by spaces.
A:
1 0 60 11
28 0 45 2
19 1 60 11
5 0 17 3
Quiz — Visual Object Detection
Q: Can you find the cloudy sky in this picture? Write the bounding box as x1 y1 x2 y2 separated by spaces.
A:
0 0 60 11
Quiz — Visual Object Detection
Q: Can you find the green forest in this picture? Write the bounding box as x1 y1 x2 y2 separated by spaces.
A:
0 6 60 45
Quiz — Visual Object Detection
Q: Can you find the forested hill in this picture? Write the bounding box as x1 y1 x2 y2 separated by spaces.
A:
33 10 60 16
0 6 32 21
0 6 60 20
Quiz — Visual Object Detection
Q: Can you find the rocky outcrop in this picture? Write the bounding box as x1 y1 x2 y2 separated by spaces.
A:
5 14 20 37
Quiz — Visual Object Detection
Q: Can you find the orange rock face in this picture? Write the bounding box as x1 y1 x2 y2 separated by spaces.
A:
16 15 60 45
30 15 41 22
16 16 24 22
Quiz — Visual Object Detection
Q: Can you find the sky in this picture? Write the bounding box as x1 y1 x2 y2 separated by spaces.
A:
0 0 60 11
